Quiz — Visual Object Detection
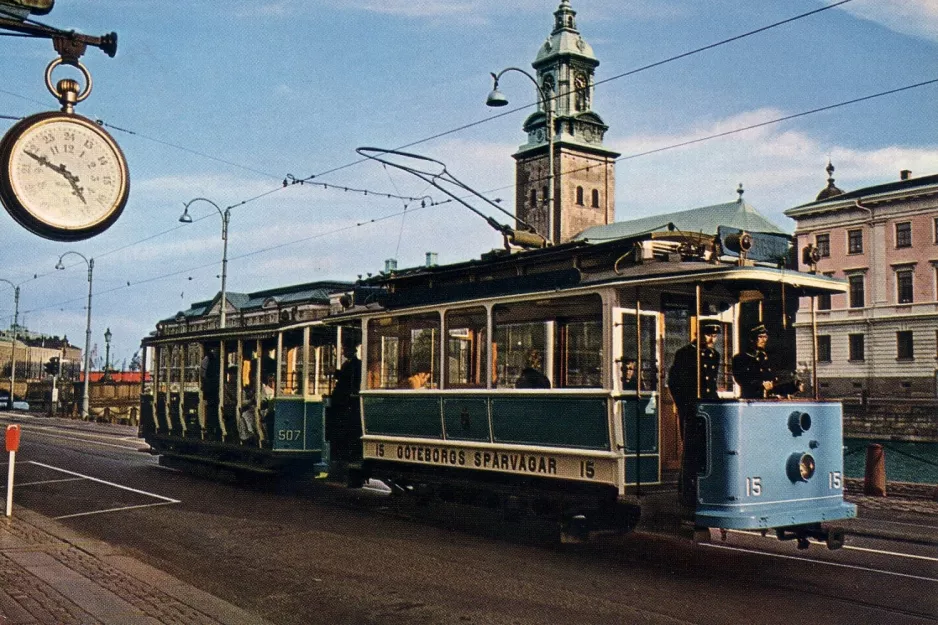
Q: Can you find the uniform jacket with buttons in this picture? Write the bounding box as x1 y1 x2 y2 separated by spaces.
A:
668 341 720 410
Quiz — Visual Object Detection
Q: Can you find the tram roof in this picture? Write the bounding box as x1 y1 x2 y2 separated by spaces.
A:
331 232 845 315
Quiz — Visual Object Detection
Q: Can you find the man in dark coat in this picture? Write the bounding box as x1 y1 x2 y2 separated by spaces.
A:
668 321 721 508
328 345 362 461
732 324 774 399
733 324 802 399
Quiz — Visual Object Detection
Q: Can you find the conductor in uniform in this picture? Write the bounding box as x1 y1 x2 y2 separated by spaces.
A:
732 324 774 399
733 324 802 399
668 320 721 508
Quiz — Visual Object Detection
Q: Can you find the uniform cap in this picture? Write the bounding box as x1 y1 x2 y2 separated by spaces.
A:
700 321 721 335
748 323 768 338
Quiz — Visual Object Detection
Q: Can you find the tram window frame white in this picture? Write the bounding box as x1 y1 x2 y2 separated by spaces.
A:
492 293 603 389
444 307 488 389
279 329 304 396
306 325 342 398
616 308 660 394
366 312 441 390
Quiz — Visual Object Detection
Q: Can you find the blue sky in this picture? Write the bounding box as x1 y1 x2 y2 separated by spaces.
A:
0 0 936 366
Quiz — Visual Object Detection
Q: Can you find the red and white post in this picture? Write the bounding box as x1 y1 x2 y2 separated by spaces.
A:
5 424 21 517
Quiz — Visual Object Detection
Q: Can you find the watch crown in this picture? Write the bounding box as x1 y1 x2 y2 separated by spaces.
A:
56 78 80 113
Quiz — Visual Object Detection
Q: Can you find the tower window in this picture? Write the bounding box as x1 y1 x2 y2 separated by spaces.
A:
542 186 548 205
575 186 584 206
530 189 537 208
591 189 600 208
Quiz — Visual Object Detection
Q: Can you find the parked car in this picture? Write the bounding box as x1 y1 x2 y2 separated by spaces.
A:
0 393 29 411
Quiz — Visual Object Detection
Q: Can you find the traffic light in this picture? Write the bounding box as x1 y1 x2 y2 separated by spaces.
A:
44 356 60 376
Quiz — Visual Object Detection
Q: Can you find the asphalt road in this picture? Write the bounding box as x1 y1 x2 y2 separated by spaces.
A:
1 413 936 625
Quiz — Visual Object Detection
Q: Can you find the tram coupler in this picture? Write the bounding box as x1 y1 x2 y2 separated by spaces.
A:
776 523 845 550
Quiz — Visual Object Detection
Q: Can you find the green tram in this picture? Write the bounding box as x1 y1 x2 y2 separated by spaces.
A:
139 281 358 475
140 227 855 543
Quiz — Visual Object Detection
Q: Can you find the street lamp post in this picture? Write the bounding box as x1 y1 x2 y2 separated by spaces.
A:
0 279 19 409
56 252 93 420
486 67 555 245
103 327 112 381
179 198 230 328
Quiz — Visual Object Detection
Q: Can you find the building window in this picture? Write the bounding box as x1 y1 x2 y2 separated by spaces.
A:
897 330 914 360
591 189 600 208
818 335 831 362
896 221 912 248
530 189 537 208
847 229 863 254
848 274 865 308
934 217 938 244
817 272 834 310
815 233 830 258
848 334 865 361
897 269 914 304
575 186 584 205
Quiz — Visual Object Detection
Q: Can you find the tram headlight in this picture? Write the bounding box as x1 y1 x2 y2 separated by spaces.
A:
788 411 812 436
787 452 816 482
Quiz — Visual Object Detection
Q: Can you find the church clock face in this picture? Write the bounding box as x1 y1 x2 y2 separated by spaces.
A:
0 111 129 241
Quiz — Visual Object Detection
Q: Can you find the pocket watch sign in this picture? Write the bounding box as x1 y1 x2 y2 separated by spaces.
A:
0 55 129 241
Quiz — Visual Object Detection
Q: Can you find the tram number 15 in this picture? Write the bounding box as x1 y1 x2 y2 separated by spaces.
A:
745 476 762 497
829 471 842 489
579 460 595 479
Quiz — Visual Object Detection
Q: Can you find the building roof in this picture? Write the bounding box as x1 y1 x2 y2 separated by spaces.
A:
166 280 353 323
573 196 786 243
788 170 938 216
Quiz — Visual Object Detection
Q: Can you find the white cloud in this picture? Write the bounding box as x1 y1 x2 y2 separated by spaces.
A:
829 0 938 43
608 107 938 229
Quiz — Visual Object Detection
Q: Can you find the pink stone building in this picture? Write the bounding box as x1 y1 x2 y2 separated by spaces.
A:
785 165 938 398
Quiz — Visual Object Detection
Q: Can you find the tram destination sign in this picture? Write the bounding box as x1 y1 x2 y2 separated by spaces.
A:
364 440 618 485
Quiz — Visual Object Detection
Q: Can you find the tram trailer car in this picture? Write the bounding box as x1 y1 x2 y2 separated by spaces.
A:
331 227 855 546
138 281 356 477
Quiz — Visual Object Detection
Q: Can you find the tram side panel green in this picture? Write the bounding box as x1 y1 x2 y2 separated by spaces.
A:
271 398 323 452
621 397 660 484
182 391 200 437
362 396 443 438
155 394 168 434
491 397 609 450
442 397 490 442
620 398 658 453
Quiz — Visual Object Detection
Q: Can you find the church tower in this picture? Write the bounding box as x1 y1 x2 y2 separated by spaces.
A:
514 0 619 244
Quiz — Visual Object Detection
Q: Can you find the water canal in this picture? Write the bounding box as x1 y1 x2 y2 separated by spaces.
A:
844 439 938 484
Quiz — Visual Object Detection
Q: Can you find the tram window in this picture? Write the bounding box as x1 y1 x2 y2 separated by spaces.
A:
559 320 602 387
306 326 339 396
620 313 658 392
184 344 202 387
167 345 182 385
493 294 602 389
445 307 487 388
280 330 304 395
157 347 170 394
367 313 440 389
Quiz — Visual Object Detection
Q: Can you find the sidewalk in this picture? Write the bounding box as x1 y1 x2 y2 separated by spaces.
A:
0 508 275 625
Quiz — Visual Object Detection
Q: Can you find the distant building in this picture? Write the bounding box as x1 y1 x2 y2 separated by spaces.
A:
513 0 619 244
785 164 938 398
0 329 82 381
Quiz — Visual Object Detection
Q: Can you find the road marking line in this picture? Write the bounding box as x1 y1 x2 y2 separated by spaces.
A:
0 477 84 489
24 429 143 451
843 544 938 562
727 528 938 562
28 461 180 504
701 543 938 583
55 501 178 520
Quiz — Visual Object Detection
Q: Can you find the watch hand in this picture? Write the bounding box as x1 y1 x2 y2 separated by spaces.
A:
23 150 86 204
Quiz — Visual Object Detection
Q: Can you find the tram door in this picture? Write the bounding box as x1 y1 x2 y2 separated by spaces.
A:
662 301 692 472
619 309 661 484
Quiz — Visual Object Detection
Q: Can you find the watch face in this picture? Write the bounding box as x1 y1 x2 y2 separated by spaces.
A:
0 112 129 241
